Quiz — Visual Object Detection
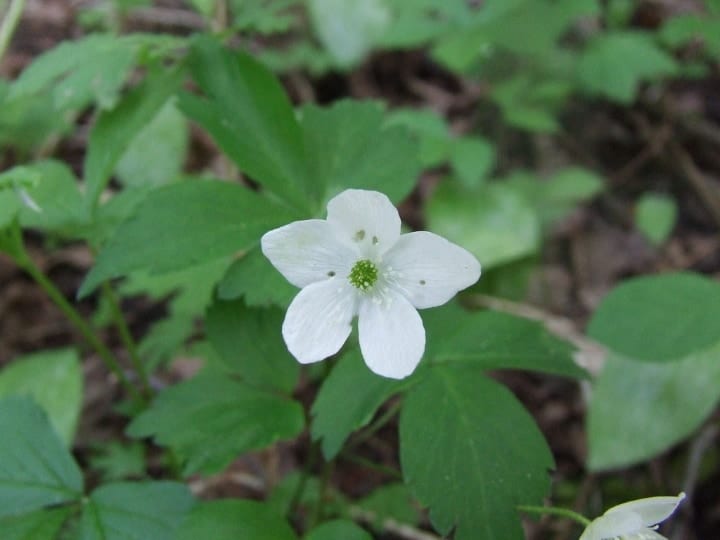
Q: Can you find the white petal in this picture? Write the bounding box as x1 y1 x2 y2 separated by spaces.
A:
606 493 686 528
358 291 425 379
383 231 481 309
580 511 644 540
326 189 401 257
282 279 357 363
261 219 357 288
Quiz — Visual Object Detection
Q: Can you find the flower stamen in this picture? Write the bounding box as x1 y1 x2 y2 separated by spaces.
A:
349 259 378 291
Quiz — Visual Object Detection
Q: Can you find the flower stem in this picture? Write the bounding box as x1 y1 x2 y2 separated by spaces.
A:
517 504 591 526
0 0 26 64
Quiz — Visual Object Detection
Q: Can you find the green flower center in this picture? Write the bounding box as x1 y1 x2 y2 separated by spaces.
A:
349 259 378 291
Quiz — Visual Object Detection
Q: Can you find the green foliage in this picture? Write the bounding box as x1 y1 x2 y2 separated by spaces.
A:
0 508 73 540
588 273 720 362
400 366 554 540
0 349 82 446
356 483 421 528
634 193 677 246
127 370 305 475
89 442 146 481
305 520 372 540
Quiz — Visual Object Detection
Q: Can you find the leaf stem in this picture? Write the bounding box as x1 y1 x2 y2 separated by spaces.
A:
517 504 592 526
0 0 26 64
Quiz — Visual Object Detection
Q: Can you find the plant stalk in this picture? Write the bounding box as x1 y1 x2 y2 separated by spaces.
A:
0 0 26 64
517 504 592 526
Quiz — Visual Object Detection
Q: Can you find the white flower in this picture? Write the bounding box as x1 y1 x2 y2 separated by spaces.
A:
579 493 685 540
261 189 481 379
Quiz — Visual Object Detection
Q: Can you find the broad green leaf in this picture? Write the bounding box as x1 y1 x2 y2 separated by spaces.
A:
588 345 720 470
588 273 720 362
84 65 185 211
449 137 495 187
177 500 297 540
0 397 83 517
217 246 297 307
577 32 678 103
400 366 554 540
79 180 293 297
311 351 405 459
0 507 73 540
80 481 194 540
309 0 390 66
660 15 720 59
491 76 570 133
127 371 304 475
305 520 372 540
635 193 677 246
427 180 540 269
89 442 146 482
206 298 299 392
301 100 421 206
423 305 586 378
0 164 41 191
384 108 450 168
180 36 309 210
0 192 21 229
0 349 83 446
231 0 301 34
356 483 421 528
115 101 188 188
380 0 475 49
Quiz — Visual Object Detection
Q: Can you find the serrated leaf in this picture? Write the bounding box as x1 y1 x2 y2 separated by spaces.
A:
0 507 73 540
127 371 304 475
177 500 297 540
588 273 720 362
305 520 372 540
79 180 294 297
423 304 586 378
588 345 720 470
635 193 677 246
206 298 299 392
0 397 83 518
311 351 405 459
79 481 194 540
301 100 421 205
84 65 185 211
400 366 554 540
180 36 309 211
577 32 678 103
0 349 83 446
427 180 540 269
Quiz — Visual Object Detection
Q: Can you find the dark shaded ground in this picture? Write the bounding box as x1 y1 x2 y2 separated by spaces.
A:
1 1 719 539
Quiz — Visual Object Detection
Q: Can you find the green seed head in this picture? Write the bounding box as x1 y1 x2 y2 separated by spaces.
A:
349 259 378 291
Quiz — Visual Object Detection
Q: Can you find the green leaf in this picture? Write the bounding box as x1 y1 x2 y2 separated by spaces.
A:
0 349 83 446
180 36 309 210
84 65 185 211
449 137 495 188
177 500 297 540
0 507 73 540
660 15 720 59
301 100 421 205
588 273 720 362
384 108 450 168
79 180 293 297
305 520 372 540
634 193 677 246
0 397 83 518
356 483 421 528
311 351 405 459
588 345 720 470
127 371 304 475
267 472 325 517
491 76 570 133
0 164 41 191
206 298 299 393
217 246 297 307
89 442 146 482
309 0 390 66
80 481 194 540
423 305 586 378
115 101 188 188
400 366 554 540
427 180 540 269
577 32 678 103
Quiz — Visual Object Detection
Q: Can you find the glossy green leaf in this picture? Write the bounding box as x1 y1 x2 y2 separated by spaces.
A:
0 349 83 446
305 520 372 540
0 507 73 540
206 298 299 392
79 180 293 297
80 481 194 540
400 366 554 540
180 36 309 210
0 397 83 517
588 273 720 362
177 500 297 540
427 180 540 269
588 345 720 470
311 351 405 459
635 193 677 246
127 371 304 475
